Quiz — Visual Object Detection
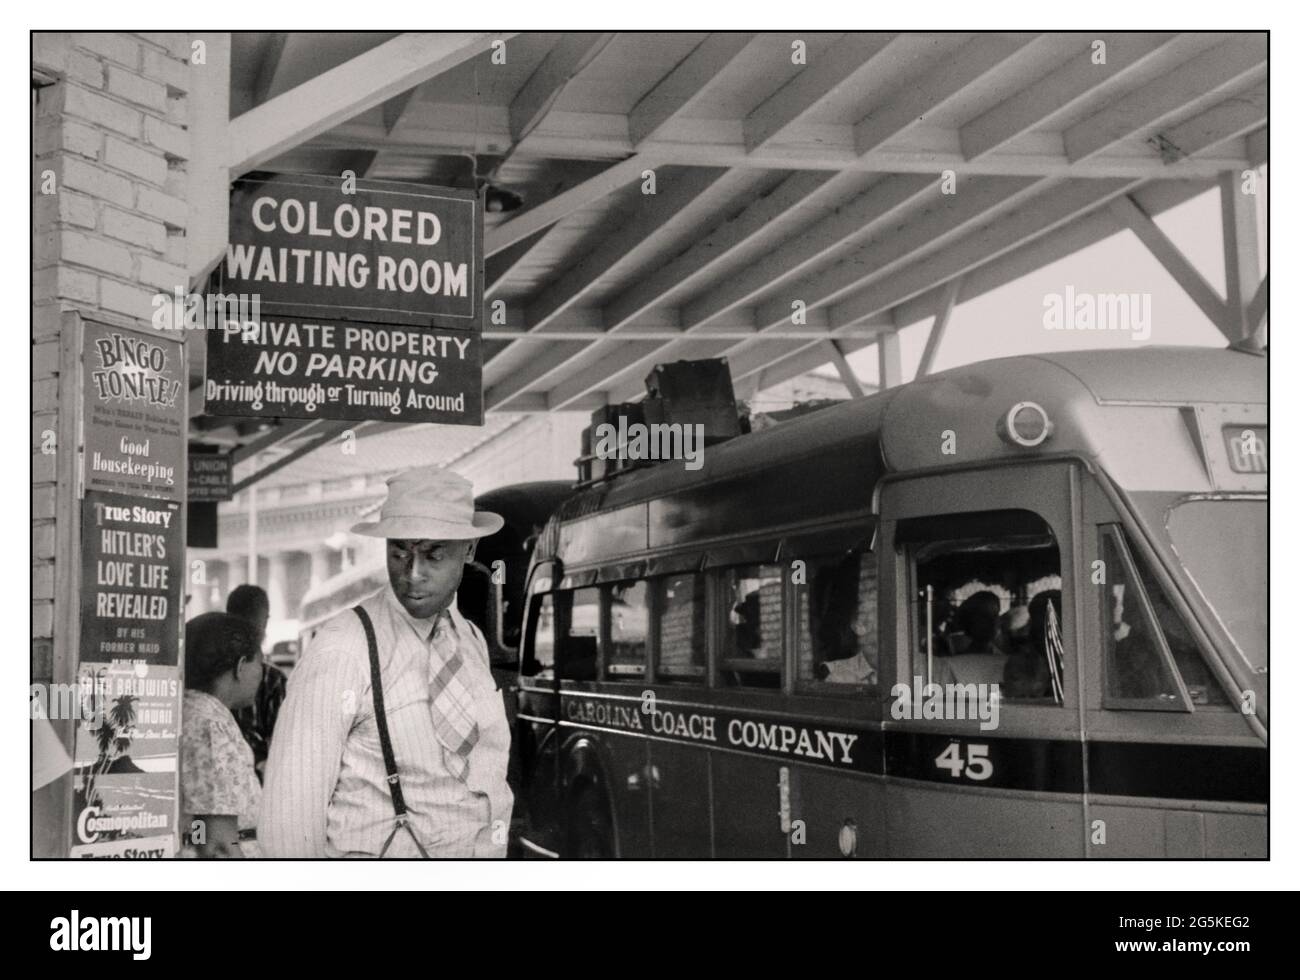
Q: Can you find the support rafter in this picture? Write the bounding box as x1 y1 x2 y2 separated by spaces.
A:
1219 169 1263 341
824 340 866 398
228 32 510 175
1110 194 1232 339
745 33 897 152
877 331 902 389
629 33 759 147
916 277 962 378
1064 36 1266 163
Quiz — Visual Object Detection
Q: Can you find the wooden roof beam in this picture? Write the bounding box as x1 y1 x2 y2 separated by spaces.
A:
509 33 618 148
888 177 1214 329
228 32 511 176
545 174 933 408
751 176 1040 333
629 33 760 147
960 33 1179 159
853 33 1040 155
827 178 1137 331
524 167 734 332
484 153 662 256
744 33 898 152
1063 35 1266 163
317 113 1250 179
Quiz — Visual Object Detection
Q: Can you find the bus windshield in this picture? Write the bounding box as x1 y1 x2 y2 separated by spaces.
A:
1166 499 1266 673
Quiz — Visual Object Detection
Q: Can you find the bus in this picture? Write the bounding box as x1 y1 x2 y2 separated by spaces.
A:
512 346 1267 859
455 481 575 671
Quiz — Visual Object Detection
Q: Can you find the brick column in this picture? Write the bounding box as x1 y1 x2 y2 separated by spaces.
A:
30 33 198 857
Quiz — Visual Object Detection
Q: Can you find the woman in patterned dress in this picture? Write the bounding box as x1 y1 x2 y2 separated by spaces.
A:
180 612 263 857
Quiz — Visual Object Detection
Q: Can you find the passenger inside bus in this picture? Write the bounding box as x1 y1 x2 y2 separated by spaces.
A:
930 587 961 656
797 550 878 688
733 591 763 654
933 591 1008 686
1000 603 1031 655
722 565 783 689
1003 590 1062 700
908 510 1063 701
1100 526 1228 707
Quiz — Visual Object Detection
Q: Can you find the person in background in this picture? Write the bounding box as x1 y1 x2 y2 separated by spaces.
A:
1000 604 1031 653
1004 591 1062 700
181 612 263 858
930 586 961 656
934 591 1008 686
227 584 288 782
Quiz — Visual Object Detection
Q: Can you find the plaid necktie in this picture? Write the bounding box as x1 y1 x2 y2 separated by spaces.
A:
427 613 479 780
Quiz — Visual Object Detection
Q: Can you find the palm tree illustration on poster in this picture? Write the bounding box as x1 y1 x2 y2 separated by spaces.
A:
71 662 178 850
76 668 142 840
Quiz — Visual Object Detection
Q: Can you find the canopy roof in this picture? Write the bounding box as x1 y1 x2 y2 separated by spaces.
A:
201 31 1267 488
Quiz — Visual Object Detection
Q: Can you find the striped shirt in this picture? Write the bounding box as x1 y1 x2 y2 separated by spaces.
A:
259 588 512 858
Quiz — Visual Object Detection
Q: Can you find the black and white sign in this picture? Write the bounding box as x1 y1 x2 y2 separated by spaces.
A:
78 491 183 667
204 316 483 424
220 173 482 329
187 452 232 502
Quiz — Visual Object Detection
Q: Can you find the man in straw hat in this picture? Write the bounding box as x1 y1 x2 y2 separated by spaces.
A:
260 466 511 857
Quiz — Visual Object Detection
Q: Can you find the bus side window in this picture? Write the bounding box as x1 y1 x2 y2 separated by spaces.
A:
796 550 878 688
654 573 707 683
559 587 600 681
1131 542 1229 707
1101 527 1228 708
605 581 648 680
720 564 783 689
524 593 557 679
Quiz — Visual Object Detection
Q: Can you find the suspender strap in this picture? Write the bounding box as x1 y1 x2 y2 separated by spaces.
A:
352 605 431 858
353 605 408 819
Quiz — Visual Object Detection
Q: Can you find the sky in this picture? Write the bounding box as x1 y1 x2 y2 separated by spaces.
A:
844 180 1268 387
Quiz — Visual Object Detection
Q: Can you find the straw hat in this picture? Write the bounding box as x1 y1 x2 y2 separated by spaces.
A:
350 466 503 540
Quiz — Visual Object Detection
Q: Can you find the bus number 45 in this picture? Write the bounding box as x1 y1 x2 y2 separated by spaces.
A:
935 742 993 781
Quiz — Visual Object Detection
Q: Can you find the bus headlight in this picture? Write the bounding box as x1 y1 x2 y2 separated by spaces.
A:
838 818 858 858
998 401 1054 448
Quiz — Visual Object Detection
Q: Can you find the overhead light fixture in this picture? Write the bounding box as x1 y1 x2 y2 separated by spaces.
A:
484 185 523 213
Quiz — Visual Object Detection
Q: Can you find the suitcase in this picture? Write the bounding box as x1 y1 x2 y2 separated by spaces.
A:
643 358 741 443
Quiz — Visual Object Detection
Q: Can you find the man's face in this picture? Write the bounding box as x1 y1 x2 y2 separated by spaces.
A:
387 538 475 619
